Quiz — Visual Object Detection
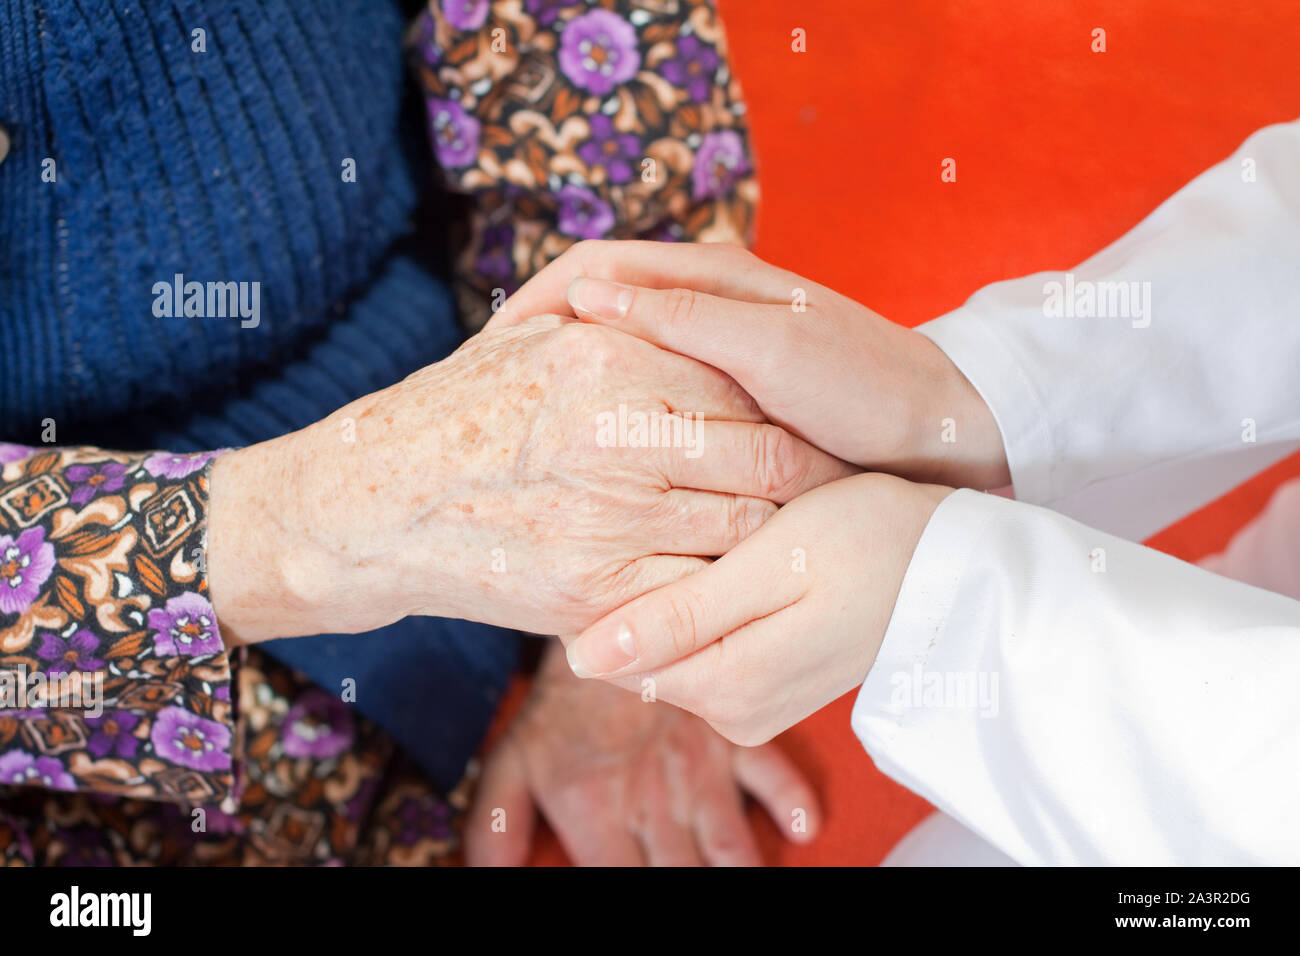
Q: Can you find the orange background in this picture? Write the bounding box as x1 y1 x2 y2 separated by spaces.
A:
520 0 1300 864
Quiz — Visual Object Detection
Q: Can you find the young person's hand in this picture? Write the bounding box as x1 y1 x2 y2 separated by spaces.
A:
492 241 1011 490
562 473 952 746
207 316 853 645
465 642 820 866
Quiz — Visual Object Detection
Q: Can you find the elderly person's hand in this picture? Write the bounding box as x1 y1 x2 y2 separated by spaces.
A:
205 316 853 644
561 473 952 746
491 241 1011 490
466 641 820 866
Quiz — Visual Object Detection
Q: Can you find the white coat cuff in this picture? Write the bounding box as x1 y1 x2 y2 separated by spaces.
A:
918 308 1057 507
850 488 995 758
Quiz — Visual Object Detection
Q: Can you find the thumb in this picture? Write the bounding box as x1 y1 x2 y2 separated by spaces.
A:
564 536 801 680
566 277 787 382
464 739 537 867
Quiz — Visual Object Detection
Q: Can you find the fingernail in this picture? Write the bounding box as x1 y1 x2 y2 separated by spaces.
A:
566 622 637 678
568 277 633 320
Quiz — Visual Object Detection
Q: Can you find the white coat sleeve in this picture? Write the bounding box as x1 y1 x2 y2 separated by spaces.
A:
918 119 1300 541
851 488 1300 865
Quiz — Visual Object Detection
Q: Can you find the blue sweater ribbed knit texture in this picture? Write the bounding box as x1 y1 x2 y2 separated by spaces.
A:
0 0 518 791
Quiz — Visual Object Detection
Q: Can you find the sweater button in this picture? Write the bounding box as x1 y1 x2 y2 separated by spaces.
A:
0 125 9 165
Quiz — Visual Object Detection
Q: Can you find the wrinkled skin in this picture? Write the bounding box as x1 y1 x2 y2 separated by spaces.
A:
209 316 853 644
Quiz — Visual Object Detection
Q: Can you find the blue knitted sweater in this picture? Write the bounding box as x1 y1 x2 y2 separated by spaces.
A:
0 0 517 790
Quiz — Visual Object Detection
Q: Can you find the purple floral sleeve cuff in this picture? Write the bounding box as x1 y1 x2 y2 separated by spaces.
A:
409 0 760 329
0 444 238 807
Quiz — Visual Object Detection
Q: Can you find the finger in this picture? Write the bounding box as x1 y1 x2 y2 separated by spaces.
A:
692 777 763 866
584 555 706 651
490 241 801 328
572 321 760 423
647 342 764 424
635 770 705 867
639 819 703 867
609 554 710 603
569 278 792 383
546 800 647 866
732 743 822 845
565 537 800 678
655 420 856 504
635 602 833 747
464 742 536 867
681 734 763 866
644 489 775 556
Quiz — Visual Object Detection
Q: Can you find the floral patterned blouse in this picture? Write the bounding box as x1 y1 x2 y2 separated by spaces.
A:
411 0 757 328
0 0 755 866
0 446 469 865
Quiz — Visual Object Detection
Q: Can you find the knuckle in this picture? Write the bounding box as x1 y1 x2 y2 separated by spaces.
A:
749 496 779 536
564 239 597 265
547 318 583 347
754 425 803 500
726 496 749 545
730 496 773 544
552 321 616 365
549 243 583 279
542 323 583 363
567 239 616 277
662 287 700 328
662 587 704 659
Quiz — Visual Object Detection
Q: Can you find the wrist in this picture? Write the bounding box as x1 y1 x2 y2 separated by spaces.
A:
206 427 414 645
206 439 309 646
854 474 954 680
907 333 1011 490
